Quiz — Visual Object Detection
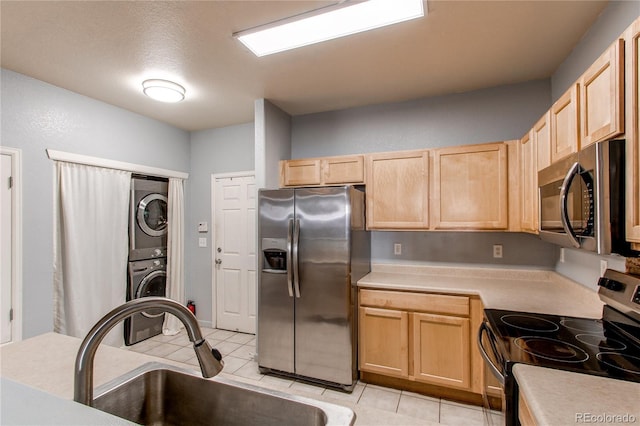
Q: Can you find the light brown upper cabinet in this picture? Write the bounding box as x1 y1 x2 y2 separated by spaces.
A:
625 18 640 249
432 142 508 230
550 84 580 163
580 39 624 148
280 159 321 187
366 150 429 229
534 111 551 171
322 155 365 184
520 131 538 233
280 155 364 187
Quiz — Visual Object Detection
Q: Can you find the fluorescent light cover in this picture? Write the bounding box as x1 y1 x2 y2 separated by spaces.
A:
235 0 425 57
142 79 186 103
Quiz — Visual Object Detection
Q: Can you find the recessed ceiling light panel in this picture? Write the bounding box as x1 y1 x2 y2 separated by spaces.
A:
235 0 425 57
142 79 186 103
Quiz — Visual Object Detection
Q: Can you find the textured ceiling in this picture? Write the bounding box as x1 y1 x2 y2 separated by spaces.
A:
1 1 608 131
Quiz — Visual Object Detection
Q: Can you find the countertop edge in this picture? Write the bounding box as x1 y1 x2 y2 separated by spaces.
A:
513 364 640 425
356 264 604 318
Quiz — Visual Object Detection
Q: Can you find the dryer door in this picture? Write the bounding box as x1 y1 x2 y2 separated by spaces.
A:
137 193 168 237
136 270 167 318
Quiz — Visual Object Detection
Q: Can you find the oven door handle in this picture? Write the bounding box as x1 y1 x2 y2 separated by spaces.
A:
477 322 505 386
559 161 581 248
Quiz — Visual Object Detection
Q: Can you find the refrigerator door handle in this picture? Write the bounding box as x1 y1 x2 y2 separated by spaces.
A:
286 218 294 298
292 218 301 298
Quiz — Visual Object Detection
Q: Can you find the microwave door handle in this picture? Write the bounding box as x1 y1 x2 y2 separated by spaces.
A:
286 219 294 297
560 162 581 248
292 219 301 298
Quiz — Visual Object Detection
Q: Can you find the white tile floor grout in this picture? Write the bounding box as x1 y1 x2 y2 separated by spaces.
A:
127 327 500 426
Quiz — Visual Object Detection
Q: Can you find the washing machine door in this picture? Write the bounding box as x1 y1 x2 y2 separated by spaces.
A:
136 269 167 318
137 193 168 237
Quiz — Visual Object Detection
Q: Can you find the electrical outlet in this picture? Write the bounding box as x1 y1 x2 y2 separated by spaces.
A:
600 260 608 277
199 237 207 248
394 243 402 256
493 244 503 259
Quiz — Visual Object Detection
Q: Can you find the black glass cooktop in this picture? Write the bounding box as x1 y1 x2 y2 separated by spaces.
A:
484 308 640 382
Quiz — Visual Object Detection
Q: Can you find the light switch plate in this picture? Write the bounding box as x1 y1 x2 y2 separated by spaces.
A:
198 222 208 233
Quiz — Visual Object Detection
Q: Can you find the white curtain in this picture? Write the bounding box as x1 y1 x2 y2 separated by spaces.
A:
163 177 185 335
53 162 131 347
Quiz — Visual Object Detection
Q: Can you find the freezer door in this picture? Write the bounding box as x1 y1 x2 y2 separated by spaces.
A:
294 187 354 385
257 189 295 374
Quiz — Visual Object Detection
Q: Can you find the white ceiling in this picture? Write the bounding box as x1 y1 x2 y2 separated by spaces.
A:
1 1 608 132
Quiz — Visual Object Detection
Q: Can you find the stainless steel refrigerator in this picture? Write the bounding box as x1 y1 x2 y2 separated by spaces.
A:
257 186 370 391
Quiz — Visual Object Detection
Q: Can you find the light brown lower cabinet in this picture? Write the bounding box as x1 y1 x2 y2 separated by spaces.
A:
519 393 538 426
358 307 409 378
412 312 471 389
358 289 484 400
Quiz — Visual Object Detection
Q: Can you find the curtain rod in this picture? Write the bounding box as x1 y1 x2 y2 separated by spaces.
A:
46 149 189 180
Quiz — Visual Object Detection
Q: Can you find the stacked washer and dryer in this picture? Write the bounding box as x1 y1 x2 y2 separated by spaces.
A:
125 176 169 346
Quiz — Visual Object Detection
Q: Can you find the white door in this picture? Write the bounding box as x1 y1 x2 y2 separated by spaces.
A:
213 174 256 333
1 154 13 344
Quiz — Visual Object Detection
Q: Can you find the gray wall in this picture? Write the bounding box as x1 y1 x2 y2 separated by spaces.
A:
549 1 640 285
292 79 551 158
254 99 292 190
1 69 190 339
372 232 557 269
187 123 254 326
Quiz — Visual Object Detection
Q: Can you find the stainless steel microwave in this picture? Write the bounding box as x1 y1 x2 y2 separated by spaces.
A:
538 140 628 255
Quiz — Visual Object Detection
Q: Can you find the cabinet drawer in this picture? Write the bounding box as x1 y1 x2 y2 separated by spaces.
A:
359 289 469 316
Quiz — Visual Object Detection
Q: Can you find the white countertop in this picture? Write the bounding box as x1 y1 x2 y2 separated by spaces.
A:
514 364 640 426
0 332 191 424
1 378 135 425
358 263 604 318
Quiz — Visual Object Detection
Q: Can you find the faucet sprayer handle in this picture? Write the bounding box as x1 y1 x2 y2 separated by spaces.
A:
212 348 223 362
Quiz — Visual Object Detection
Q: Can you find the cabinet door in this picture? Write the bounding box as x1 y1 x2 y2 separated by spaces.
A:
580 39 624 148
366 150 429 229
412 313 471 390
626 19 640 248
432 143 508 229
359 307 409 378
520 131 538 233
322 155 364 184
280 159 321 187
534 111 551 171
550 84 580 163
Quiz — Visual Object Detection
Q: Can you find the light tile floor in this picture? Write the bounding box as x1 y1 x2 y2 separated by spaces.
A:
127 327 496 426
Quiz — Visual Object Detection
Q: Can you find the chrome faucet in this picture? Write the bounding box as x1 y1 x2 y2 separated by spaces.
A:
74 297 224 406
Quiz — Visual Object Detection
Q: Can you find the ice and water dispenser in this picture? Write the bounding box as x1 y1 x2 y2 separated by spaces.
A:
261 238 287 273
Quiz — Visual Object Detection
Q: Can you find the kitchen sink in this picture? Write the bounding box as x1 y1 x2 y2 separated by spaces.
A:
92 362 355 426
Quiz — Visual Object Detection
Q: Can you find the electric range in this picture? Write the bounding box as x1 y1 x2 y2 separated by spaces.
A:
478 269 640 426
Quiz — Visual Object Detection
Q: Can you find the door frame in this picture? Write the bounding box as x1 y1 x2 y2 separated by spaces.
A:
0 147 23 344
210 170 256 330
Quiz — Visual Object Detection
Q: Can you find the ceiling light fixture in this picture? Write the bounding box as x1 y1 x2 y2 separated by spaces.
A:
142 79 186 103
234 0 425 57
